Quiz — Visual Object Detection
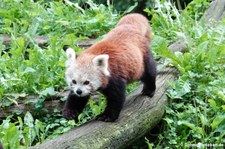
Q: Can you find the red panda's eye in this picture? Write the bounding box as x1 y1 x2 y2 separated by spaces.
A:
83 80 90 85
72 80 77 84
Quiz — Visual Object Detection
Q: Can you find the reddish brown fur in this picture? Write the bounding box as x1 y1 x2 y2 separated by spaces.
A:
63 13 155 122
78 13 152 86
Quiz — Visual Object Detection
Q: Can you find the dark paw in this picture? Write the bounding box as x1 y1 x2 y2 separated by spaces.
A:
62 109 79 121
96 113 118 122
142 89 155 98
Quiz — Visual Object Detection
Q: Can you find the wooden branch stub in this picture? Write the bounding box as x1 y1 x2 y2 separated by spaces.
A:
168 39 188 53
76 39 97 48
0 34 11 45
33 36 49 47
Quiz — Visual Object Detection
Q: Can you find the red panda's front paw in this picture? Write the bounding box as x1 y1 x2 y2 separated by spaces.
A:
142 89 155 98
96 113 118 122
62 108 79 121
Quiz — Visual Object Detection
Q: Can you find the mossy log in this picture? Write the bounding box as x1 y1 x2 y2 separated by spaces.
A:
0 91 100 118
0 93 65 118
29 67 177 149
0 34 49 47
0 34 96 48
203 0 225 24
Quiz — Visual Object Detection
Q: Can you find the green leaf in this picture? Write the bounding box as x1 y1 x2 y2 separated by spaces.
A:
64 0 85 13
208 99 218 110
211 114 225 131
22 67 36 75
24 112 34 127
17 116 23 129
213 119 225 133
124 2 138 14
178 120 204 134
39 87 56 96
152 36 179 62
164 118 173 124
56 20 70 26
199 113 208 127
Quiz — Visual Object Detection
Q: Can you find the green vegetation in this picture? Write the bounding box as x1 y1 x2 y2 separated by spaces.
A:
0 0 119 148
0 0 224 148
146 0 225 148
0 0 118 98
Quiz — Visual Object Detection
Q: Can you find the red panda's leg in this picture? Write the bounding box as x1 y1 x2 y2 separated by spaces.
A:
96 78 126 122
62 91 89 122
141 48 156 97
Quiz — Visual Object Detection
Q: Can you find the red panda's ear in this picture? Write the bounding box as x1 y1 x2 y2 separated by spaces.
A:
93 54 110 76
65 48 76 67
66 48 76 60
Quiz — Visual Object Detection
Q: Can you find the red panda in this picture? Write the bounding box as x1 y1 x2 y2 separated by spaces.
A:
63 13 156 122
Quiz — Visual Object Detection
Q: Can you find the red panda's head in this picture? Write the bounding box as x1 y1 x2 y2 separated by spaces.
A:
65 48 110 97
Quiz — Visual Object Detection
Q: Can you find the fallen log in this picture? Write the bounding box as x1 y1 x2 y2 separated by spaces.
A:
0 34 49 47
0 91 101 118
29 67 177 149
203 0 225 24
0 34 96 48
0 92 66 118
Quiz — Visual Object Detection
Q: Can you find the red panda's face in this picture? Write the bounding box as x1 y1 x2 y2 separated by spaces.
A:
65 64 103 97
65 48 110 97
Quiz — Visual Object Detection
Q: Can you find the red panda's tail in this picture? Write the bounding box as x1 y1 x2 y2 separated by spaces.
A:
116 13 152 42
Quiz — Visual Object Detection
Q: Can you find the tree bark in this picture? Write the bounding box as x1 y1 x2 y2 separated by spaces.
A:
203 0 225 24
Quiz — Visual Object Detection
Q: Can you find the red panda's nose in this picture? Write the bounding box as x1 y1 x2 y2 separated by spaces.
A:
76 89 82 95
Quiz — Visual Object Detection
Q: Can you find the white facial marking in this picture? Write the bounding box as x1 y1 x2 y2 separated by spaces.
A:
67 70 102 97
65 59 102 97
